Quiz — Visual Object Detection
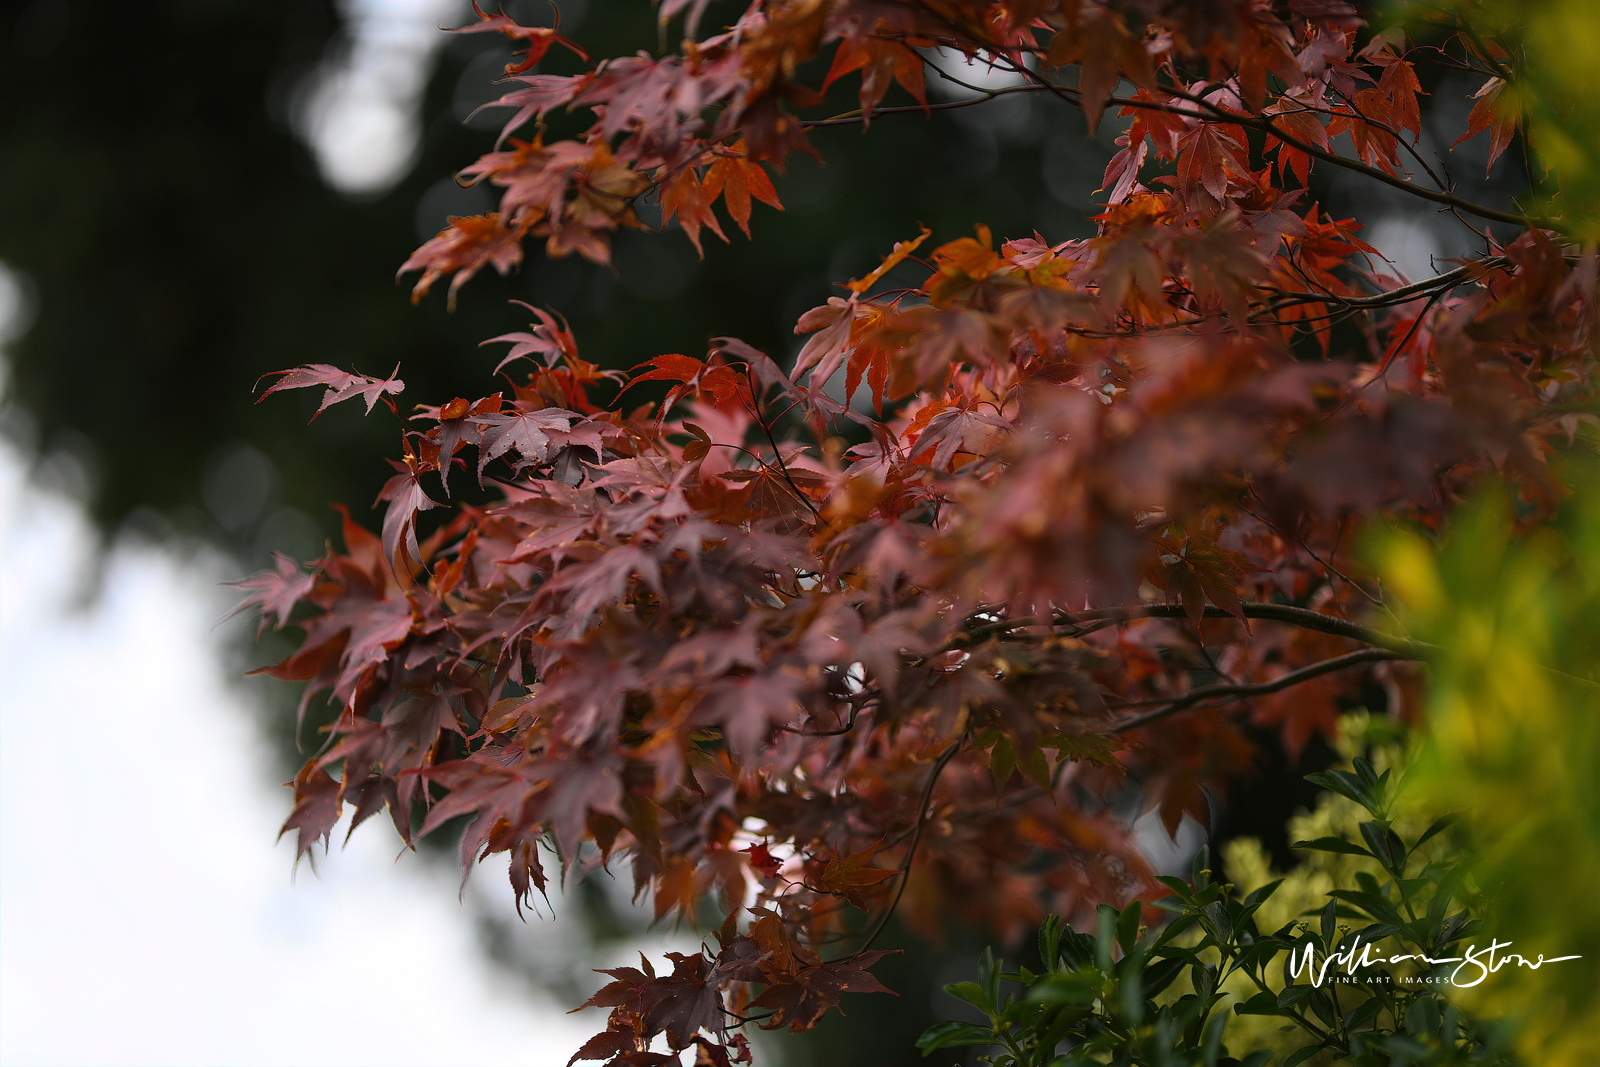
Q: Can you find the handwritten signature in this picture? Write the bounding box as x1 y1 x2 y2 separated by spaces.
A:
1288 936 1581 989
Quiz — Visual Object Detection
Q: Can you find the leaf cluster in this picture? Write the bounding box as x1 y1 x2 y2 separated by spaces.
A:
920 779 1512 1067
237 2 1599 1063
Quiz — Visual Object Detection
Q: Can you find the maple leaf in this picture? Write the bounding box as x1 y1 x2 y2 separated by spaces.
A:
620 352 714 419
822 29 926 125
844 226 931 295
227 553 313 634
1046 5 1154 135
279 764 343 864
399 213 526 308
659 165 727 257
477 73 592 147
1175 123 1250 207
741 842 783 879
701 143 782 238
452 1 588 76
568 1023 645 1066
1175 211 1269 322
243 8 1598 1064
821 843 898 909
1264 104 1329 187
483 302 580 372
474 407 580 479
1047 731 1126 769
578 952 726 1051
375 461 441 572
718 466 823 531
255 363 404 419
749 951 897 1032
1148 532 1271 627
1453 75 1520 176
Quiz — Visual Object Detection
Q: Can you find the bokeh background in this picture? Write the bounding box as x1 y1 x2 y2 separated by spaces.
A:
0 2 1532 1064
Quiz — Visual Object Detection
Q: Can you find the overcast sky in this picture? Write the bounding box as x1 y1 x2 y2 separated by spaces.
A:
0 437 610 1066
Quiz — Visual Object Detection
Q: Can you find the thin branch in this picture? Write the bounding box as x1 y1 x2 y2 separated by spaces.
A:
805 48 1561 232
854 738 963 956
1263 257 1510 313
1144 80 1560 231
802 81 1043 127
1062 603 1430 656
1108 647 1411 733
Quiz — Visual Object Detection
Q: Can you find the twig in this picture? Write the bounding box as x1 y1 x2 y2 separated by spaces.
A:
1063 603 1430 657
854 739 963 956
1108 647 1411 733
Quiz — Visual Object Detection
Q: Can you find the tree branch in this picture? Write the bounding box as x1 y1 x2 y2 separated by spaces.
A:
1108 647 1412 733
854 738 962 956
800 51 1562 233
1062 603 1429 656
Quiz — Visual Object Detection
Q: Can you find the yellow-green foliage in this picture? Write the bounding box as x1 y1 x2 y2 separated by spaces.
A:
1215 714 1459 1064
1399 1 1600 236
1372 482 1600 1067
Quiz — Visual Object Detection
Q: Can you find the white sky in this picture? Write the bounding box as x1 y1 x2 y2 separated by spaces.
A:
0 443 600 1066
302 0 467 195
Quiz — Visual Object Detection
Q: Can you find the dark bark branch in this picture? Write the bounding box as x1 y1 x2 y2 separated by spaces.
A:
1262 257 1511 313
854 738 962 956
1063 603 1430 656
1108 647 1412 733
800 59 1561 233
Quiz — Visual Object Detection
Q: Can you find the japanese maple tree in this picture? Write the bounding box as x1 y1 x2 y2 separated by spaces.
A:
239 2 1596 1063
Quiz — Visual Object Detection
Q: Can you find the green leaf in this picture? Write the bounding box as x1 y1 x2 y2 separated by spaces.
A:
1038 914 1063 972
1201 1010 1228 1067
1028 970 1102 1005
1292 836 1373 857
1244 878 1284 909
1404 996 1442 1037
1355 922 1400 943
1152 913 1200 947
1191 960 1217 1000
1116 900 1142 955
979 946 1003 1015
1413 813 1457 852
1057 929 1098 971
1094 904 1117 971
1234 990 1286 1016
1305 769 1384 817
1331 889 1403 925
1278 984 1313 1007
1155 875 1194 901
1346 996 1384 1030
1228 938 1281 978
916 1020 997 1053
1035 1002 1088 1055
1284 1044 1324 1067
1359 821 1407 873
944 981 995 1017
1142 956 1188 999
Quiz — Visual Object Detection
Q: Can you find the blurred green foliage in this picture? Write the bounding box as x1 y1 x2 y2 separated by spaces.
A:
1392 0 1600 236
922 716 1520 1066
1374 472 1600 1067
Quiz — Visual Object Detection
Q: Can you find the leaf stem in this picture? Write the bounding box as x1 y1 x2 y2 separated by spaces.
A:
853 738 963 956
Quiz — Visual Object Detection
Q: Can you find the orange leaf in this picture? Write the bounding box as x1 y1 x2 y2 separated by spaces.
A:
703 143 783 238
846 226 932 294
822 28 926 124
821 843 898 909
